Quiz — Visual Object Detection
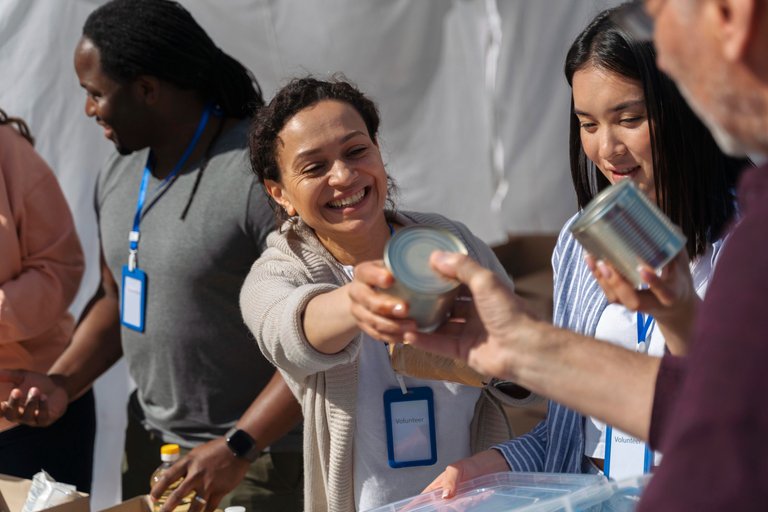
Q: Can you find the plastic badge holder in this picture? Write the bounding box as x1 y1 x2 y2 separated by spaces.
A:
364 472 609 512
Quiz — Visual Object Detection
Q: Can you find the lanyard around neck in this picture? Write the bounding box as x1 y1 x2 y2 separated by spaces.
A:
636 312 654 353
128 104 213 270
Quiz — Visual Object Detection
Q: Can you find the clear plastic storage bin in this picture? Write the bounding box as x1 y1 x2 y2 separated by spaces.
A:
364 472 653 512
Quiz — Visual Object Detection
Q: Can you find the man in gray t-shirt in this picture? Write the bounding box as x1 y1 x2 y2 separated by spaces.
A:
0 1 303 510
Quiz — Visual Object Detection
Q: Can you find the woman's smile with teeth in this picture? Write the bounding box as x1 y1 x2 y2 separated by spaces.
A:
610 165 640 176
328 188 366 208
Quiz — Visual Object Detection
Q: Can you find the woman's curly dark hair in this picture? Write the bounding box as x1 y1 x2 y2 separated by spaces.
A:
249 76 397 224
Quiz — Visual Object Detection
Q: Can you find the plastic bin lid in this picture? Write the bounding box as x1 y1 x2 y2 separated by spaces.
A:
363 472 610 512
365 472 654 512
587 474 652 512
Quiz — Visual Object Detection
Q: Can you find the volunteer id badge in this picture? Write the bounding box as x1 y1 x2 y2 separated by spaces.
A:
604 425 652 480
121 265 147 332
383 387 436 468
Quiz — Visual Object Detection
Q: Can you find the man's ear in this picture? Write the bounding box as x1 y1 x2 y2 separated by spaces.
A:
132 75 161 106
717 0 756 62
264 179 297 216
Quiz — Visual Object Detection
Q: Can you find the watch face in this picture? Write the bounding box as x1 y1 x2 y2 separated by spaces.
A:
228 429 255 456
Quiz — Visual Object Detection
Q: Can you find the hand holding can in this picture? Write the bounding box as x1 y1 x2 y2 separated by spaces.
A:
570 180 686 288
383 226 468 332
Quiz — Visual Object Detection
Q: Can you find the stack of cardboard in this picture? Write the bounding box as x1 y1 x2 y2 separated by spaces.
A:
100 496 154 512
0 474 88 512
492 234 558 436
492 234 557 323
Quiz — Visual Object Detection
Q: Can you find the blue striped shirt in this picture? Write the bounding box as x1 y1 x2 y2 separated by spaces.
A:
493 213 723 474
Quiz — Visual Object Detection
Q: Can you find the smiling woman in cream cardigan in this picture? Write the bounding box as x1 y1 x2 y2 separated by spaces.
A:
239 77 526 512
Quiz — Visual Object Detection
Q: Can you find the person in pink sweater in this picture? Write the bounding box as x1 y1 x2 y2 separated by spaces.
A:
0 109 92 491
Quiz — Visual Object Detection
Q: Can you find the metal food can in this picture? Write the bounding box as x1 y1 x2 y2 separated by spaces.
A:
569 180 686 287
383 225 468 332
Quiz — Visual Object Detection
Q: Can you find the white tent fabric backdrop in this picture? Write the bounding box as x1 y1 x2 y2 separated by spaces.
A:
0 0 618 507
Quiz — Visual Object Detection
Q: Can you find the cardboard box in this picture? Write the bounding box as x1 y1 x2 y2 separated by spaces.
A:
100 496 222 512
99 495 152 512
492 234 557 322
491 234 557 438
0 474 88 512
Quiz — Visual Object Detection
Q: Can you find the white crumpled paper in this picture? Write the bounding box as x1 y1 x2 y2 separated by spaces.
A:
21 471 79 512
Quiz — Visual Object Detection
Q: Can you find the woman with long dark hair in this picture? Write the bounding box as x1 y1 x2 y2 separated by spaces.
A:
411 4 752 496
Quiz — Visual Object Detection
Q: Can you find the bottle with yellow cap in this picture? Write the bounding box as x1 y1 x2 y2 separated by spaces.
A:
150 444 193 512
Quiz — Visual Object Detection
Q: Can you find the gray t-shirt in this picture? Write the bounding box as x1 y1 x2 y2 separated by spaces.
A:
96 119 297 449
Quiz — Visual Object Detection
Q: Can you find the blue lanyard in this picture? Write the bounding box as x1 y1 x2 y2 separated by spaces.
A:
128 104 213 270
636 312 654 353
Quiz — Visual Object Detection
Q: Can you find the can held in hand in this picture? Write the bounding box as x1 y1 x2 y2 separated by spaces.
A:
569 180 686 287
384 225 468 332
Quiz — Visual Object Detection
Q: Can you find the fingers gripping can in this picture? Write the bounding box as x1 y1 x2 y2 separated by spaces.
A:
384 225 468 332
569 180 686 287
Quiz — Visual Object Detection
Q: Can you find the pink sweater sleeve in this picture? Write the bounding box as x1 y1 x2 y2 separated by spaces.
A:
0 126 85 343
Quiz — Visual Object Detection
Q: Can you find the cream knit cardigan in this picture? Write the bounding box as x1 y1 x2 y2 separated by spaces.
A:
240 211 513 512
